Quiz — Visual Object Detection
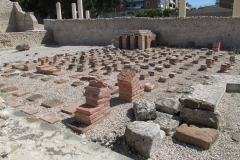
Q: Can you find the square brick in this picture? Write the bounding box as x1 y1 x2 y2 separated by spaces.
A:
40 115 60 124
1 87 18 92
41 99 63 108
76 103 104 115
71 81 84 87
27 94 44 101
61 103 79 115
21 108 38 115
13 90 31 97
41 76 55 81
8 101 22 108
54 79 68 84
52 70 67 76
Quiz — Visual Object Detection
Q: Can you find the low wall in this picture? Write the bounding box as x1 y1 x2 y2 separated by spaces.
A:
44 17 240 49
0 30 54 48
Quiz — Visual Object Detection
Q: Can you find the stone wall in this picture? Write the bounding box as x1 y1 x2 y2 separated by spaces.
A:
44 17 240 49
0 0 44 33
0 31 54 48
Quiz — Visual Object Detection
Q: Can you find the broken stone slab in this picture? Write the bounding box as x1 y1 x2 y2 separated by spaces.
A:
174 123 219 150
231 132 240 142
16 42 30 51
125 121 165 158
152 112 180 136
27 94 44 101
41 99 63 108
180 106 220 129
12 90 31 97
155 98 181 115
133 100 157 121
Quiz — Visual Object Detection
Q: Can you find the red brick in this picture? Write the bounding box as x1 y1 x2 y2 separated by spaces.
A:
85 86 112 94
12 90 31 97
75 107 110 125
61 103 79 115
40 115 60 124
21 108 38 115
86 98 110 106
8 101 22 108
76 103 104 115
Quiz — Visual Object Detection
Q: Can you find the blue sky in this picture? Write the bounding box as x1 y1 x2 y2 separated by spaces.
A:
187 0 216 8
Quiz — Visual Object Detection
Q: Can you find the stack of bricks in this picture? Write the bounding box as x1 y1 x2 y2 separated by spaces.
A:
36 65 61 75
75 80 112 125
212 40 222 52
117 68 144 102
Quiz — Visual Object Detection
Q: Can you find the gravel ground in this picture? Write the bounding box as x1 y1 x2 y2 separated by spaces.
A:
0 45 240 160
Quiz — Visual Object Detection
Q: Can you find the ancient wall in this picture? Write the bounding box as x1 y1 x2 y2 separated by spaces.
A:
0 31 54 48
0 0 44 33
44 17 240 49
0 0 17 32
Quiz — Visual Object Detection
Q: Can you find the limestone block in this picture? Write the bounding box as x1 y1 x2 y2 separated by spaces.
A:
133 100 157 121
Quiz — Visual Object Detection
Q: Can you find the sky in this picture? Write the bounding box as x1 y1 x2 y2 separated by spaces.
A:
187 0 216 8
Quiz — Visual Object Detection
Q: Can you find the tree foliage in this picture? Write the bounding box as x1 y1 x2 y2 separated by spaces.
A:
135 8 179 18
10 0 120 19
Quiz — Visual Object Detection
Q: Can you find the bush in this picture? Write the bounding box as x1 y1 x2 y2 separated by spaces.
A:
134 8 178 18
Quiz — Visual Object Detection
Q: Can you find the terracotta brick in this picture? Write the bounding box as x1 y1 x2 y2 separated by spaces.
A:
86 98 110 106
8 101 22 108
12 90 31 97
84 86 112 94
41 99 63 108
40 115 60 124
61 103 79 115
21 108 38 115
76 103 104 115
75 107 110 125
54 79 68 84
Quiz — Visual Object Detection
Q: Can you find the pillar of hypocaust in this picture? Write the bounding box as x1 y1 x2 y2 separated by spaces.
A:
77 0 84 19
56 2 62 20
72 3 77 19
179 0 186 18
233 0 240 17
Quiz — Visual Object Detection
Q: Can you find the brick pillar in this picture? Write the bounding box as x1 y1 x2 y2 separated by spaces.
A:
122 35 128 49
115 36 120 48
75 80 112 125
138 35 145 50
130 35 136 50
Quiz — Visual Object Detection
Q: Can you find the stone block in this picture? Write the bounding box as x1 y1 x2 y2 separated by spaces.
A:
153 112 180 136
133 100 157 121
174 124 219 150
180 106 220 129
182 98 215 112
155 98 181 115
125 121 165 158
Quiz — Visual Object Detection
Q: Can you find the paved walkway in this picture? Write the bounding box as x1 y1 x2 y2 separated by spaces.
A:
0 97 131 160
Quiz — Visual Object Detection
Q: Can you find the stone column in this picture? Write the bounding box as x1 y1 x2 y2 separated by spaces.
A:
233 0 240 17
72 3 77 19
164 0 167 9
138 35 145 50
179 0 186 18
56 2 62 20
175 0 179 8
166 0 169 8
77 0 84 19
86 10 90 19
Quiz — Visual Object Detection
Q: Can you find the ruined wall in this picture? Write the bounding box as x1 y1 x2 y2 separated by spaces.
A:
0 0 17 32
0 31 54 48
44 17 240 49
0 0 44 33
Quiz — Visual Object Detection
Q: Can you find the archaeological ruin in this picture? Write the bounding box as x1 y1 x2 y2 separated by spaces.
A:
0 0 240 159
